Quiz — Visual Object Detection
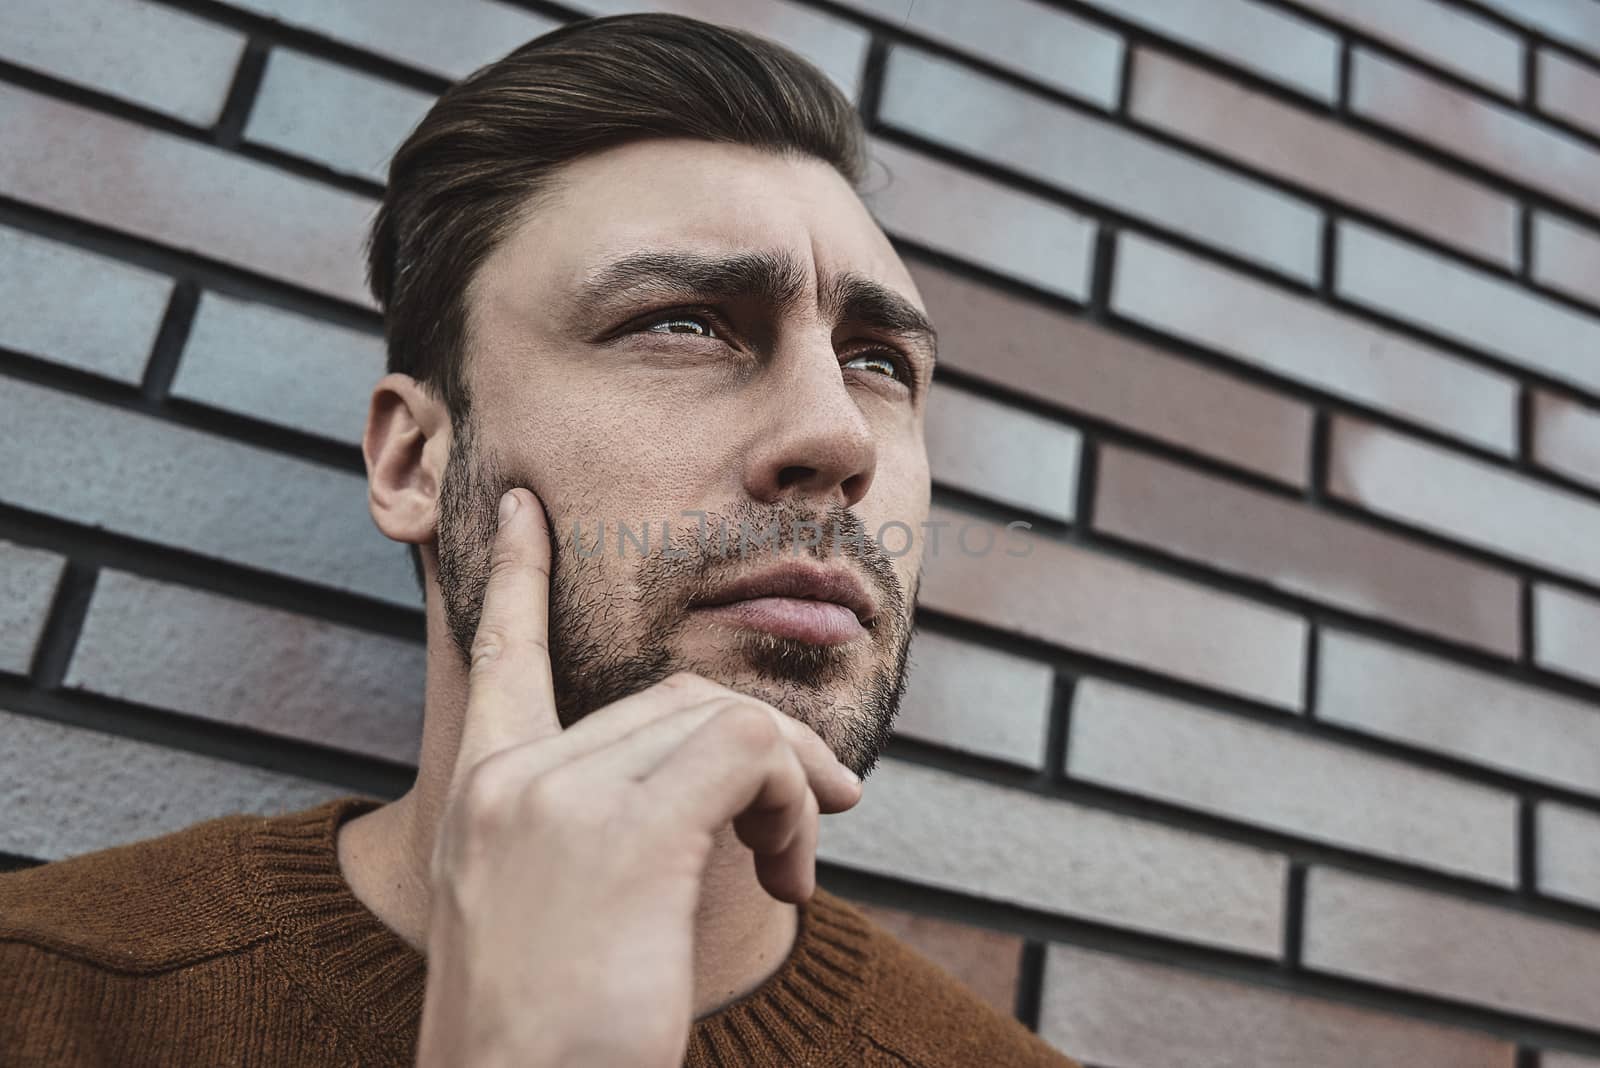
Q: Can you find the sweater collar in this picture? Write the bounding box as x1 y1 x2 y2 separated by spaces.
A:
241 795 873 1066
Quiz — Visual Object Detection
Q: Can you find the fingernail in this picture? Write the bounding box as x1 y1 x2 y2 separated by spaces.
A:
498 490 519 527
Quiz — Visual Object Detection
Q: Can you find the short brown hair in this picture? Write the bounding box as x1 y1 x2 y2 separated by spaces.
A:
364 12 869 594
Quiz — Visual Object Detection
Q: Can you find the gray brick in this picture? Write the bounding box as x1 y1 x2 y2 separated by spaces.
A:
926 384 1081 523
1539 49 1600 141
1114 233 1517 454
0 541 66 677
1338 220 1600 398
894 630 1053 768
1079 0 1339 101
64 570 424 764
246 48 435 183
0 0 245 125
0 81 375 307
0 226 172 385
173 291 385 445
1318 628 1600 798
1533 212 1600 311
1069 678 1517 883
0 377 418 608
833 0 1124 108
1532 389 1600 494
1129 50 1516 267
1040 943 1517 1068
908 259 1313 488
1303 866 1600 1028
1329 414 1600 586
820 757 1287 956
867 138 1096 301
1539 802 1600 911
1293 0 1524 99
221 0 560 80
880 46 1323 283
1546 1054 1600 1068
0 709 348 862
920 505 1308 710
1351 48 1600 218
1472 0 1600 62
1533 582 1600 689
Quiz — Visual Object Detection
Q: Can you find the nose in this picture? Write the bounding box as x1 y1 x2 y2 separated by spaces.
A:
741 333 878 509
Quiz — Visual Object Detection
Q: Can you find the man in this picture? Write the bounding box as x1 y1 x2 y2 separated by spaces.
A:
0 12 1079 1067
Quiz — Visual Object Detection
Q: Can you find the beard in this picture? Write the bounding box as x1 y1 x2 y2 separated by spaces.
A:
433 412 916 780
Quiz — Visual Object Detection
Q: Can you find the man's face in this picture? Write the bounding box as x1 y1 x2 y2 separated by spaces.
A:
433 138 933 780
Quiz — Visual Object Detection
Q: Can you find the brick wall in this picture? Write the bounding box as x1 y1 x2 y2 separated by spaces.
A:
3 0 1600 1063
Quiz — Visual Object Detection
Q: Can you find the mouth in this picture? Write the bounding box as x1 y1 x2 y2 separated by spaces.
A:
688 563 877 646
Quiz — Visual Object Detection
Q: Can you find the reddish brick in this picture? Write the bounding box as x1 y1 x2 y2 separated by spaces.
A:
1532 389 1600 494
895 630 1054 769
1538 802 1600 912
909 259 1312 487
1040 943 1517 1068
1303 866 1600 1028
850 901 1022 1016
1351 48 1600 218
1113 233 1517 454
1533 583 1600 689
1129 49 1516 267
1094 446 1520 655
1538 49 1600 141
1532 212 1600 311
1293 0 1524 99
1328 413 1600 585
1318 628 1600 798
880 46 1323 283
919 505 1308 709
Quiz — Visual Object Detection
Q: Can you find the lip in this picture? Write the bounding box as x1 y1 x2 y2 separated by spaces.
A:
690 562 878 626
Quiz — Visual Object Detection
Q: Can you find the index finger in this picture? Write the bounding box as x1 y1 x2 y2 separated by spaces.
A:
452 487 560 795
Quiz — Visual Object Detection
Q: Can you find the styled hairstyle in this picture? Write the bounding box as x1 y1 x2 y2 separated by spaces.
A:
364 12 869 593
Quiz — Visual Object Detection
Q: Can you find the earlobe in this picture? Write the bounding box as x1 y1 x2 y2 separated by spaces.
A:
364 373 449 547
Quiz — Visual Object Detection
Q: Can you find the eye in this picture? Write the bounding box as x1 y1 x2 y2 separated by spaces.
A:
844 349 913 386
642 313 719 338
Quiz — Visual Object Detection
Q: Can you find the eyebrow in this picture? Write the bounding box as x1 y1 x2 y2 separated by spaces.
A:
570 247 938 363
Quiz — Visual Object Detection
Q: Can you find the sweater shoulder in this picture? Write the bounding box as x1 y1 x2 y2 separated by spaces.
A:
849 905 1081 1068
0 812 272 972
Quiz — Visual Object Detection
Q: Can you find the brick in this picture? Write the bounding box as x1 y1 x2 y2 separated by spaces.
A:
1069 678 1518 883
1129 50 1517 267
880 47 1323 283
1337 221 1600 397
1302 866 1600 1028
907 259 1312 487
1538 49 1600 141
1113 233 1517 454
0 377 418 609
573 0 869 98
0 542 65 677
1472 0 1600 62
1079 0 1339 101
1533 212 1600 310
1539 802 1600 911
0 226 172 386
64 570 424 764
1293 0 1524 99
0 0 245 125
832 0 1124 108
926 384 1081 522
820 757 1287 955
172 291 385 445
221 0 560 81
850 901 1022 1016
1546 1054 1600 1068
867 139 1096 301
1318 628 1600 798
1039 943 1517 1068
1095 446 1520 656
0 82 374 307
245 48 434 184
919 505 1307 710
893 629 1053 768
1329 414 1600 585
0 708 348 862
1533 583 1600 689
1532 390 1600 493
1351 48 1600 218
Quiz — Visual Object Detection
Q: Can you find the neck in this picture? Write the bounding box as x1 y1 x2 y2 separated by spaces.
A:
334 593 800 1020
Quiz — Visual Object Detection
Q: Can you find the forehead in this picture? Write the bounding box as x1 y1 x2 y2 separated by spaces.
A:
473 137 924 324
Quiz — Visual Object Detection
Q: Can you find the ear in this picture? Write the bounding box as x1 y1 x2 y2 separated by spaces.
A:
364 373 452 551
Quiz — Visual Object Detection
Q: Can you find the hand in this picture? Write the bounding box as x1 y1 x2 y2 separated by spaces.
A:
414 488 864 1068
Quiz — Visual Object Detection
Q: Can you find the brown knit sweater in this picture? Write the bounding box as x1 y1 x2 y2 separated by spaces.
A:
0 795 1080 1066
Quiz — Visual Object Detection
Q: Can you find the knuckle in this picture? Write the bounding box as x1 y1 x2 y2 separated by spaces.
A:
713 701 783 750
658 670 716 696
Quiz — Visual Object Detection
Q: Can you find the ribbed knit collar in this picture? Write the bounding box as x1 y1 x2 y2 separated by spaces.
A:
240 795 874 1066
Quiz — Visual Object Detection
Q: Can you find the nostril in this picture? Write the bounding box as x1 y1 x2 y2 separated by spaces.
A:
776 464 816 489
